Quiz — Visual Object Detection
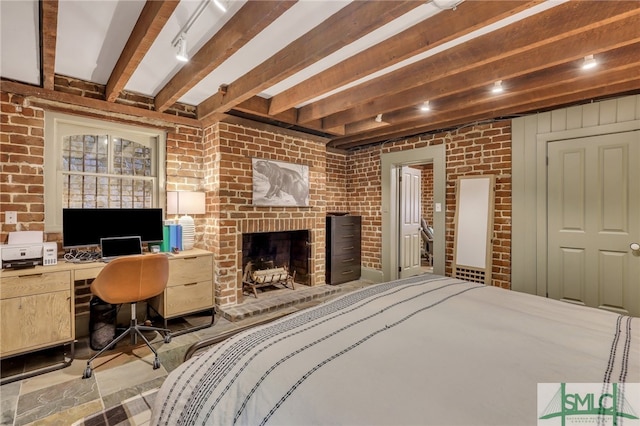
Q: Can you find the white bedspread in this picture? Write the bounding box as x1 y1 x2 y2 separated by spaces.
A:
151 275 639 426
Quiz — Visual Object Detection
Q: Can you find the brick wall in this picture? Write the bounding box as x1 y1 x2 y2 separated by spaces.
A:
0 92 46 241
2 80 513 312
326 150 349 213
0 88 203 315
202 121 327 306
55 75 197 119
419 163 434 227
347 121 512 289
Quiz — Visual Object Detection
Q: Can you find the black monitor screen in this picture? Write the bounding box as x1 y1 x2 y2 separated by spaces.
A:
62 208 164 248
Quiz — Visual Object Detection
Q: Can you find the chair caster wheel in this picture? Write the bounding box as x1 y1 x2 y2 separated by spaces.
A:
83 366 93 379
164 334 172 344
153 358 161 369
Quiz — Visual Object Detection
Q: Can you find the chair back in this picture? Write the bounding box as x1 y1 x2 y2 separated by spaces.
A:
90 254 169 305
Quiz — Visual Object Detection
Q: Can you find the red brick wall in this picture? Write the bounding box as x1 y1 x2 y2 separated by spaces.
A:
202 121 327 306
0 88 202 315
0 92 45 242
347 121 512 289
419 163 434 227
326 150 349 213
2 81 513 311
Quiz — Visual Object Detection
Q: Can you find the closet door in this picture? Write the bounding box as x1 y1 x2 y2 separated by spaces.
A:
547 131 640 316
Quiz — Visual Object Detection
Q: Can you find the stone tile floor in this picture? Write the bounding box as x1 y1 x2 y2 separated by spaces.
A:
0 280 373 426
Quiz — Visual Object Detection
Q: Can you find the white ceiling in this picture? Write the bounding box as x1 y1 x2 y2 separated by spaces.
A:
1 0 560 107
3 0 637 149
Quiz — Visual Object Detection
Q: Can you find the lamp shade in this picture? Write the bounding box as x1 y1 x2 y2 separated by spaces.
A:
166 191 206 250
167 191 206 215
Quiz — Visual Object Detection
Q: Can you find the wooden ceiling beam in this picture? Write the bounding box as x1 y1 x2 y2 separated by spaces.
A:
267 1 540 115
328 18 640 130
196 0 423 121
105 0 179 103
40 0 58 90
338 77 640 150
372 43 640 129
231 96 333 135
1 80 200 128
154 1 296 112
299 1 640 124
330 68 640 149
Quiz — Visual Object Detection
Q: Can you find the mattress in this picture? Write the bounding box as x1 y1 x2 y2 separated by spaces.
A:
151 274 639 425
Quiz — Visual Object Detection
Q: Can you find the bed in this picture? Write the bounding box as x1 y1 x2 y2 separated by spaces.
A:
151 274 639 425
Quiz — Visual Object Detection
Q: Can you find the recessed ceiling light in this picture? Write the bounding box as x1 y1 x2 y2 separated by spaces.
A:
420 101 431 111
491 80 504 94
582 54 597 70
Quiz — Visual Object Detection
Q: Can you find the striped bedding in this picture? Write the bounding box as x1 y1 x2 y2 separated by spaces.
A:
151 275 639 425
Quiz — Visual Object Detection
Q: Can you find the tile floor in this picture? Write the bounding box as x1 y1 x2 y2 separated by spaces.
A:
0 280 373 426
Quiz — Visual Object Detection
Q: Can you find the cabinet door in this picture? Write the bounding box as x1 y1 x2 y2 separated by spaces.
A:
0 291 72 356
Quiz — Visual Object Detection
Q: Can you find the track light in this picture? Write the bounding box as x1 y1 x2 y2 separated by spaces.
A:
176 33 188 62
420 101 431 111
582 54 597 70
171 0 227 63
491 80 503 94
213 0 227 13
375 114 383 123
432 0 463 11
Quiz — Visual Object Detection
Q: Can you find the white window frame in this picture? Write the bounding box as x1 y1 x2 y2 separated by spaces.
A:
44 111 166 233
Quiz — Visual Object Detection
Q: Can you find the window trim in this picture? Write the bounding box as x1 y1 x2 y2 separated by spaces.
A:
44 111 166 233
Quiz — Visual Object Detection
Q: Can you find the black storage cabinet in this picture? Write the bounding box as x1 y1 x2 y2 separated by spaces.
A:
326 215 361 285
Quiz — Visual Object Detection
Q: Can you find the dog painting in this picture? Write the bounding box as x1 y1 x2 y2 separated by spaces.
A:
252 159 309 206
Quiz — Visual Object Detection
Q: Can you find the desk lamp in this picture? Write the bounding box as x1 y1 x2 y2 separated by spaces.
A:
167 191 206 250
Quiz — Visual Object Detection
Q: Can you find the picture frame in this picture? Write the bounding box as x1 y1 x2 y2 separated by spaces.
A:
252 158 309 207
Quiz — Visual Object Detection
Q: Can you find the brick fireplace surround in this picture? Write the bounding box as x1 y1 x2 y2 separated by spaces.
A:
1 85 512 315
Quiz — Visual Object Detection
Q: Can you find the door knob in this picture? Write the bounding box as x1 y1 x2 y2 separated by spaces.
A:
631 242 640 251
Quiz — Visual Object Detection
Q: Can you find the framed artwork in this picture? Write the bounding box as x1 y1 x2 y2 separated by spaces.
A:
252 158 309 207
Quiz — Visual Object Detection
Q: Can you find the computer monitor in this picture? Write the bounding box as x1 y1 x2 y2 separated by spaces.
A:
62 208 164 249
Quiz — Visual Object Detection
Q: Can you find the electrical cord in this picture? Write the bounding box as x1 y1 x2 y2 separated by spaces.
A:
63 249 101 263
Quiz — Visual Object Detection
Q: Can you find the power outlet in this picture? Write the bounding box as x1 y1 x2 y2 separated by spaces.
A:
6 211 17 224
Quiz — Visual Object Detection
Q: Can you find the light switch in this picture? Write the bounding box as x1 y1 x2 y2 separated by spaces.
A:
435 203 442 213
6 211 17 224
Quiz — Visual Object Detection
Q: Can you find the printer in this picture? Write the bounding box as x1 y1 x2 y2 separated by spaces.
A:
0 231 57 269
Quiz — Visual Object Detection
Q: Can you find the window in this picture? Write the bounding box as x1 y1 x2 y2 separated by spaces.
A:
45 112 166 232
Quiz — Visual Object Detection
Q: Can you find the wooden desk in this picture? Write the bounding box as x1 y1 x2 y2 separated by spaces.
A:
0 248 214 384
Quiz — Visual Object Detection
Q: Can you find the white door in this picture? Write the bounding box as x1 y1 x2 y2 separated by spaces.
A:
547 131 640 316
399 166 422 278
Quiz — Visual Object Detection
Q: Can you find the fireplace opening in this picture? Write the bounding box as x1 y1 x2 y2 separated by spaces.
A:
242 230 310 289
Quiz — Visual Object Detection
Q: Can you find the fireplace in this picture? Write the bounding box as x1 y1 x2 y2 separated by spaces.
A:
242 230 311 287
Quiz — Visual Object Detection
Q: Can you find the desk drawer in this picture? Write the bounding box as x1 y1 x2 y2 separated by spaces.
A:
168 256 212 287
74 266 103 281
1 271 71 299
164 281 213 317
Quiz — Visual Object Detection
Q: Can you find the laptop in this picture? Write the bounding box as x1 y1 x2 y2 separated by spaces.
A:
100 236 143 262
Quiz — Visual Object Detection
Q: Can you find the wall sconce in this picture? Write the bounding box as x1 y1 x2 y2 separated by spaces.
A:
420 101 431 111
167 191 206 250
375 113 383 123
491 80 503 94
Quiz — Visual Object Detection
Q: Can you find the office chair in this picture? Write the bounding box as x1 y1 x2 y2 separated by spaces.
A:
82 254 172 379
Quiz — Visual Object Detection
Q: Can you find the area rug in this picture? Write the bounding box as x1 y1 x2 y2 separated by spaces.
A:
72 389 158 426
